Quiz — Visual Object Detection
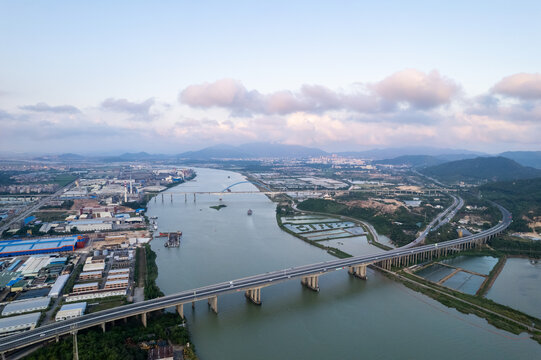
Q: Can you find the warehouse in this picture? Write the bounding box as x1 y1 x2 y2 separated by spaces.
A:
72 282 99 294
79 271 102 280
108 268 130 275
104 279 128 290
48 274 70 298
82 262 105 272
55 302 86 321
106 273 129 281
1 296 50 316
0 312 40 336
0 235 87 257
18 256 52 276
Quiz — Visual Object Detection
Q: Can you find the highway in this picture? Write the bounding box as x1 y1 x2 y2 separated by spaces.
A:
0 180 77 234
0 203 511 354
401 195 464 249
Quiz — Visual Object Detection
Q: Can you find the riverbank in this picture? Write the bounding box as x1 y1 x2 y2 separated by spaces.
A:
387 267 541 344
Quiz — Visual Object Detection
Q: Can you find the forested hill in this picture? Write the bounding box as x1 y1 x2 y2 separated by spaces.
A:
421 156 541 183
479 178 541 232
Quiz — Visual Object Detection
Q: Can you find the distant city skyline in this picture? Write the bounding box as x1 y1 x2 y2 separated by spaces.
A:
1 1 541 153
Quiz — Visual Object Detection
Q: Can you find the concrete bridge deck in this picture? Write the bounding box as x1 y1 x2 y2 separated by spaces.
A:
0 204 511 355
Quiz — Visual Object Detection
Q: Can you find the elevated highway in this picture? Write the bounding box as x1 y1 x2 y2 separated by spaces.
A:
0 204 511 356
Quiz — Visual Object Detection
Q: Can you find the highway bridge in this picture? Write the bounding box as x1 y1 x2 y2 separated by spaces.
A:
0 203 511 357
402 194 464 249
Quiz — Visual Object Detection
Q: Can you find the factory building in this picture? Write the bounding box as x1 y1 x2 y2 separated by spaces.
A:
82 262 105 272
0 312 41 336
104 279 128 290
108 268 130 275
72 282 99 294
48 274 70 298
79 271 102 280
0 235 88 257
65 288 127 302
1 296 50 316
106 273 129 281
55 302 87 321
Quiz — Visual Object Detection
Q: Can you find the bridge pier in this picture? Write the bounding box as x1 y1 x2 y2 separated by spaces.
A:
73 331 79 360
301 275 319 291
208 296 218 313
176 304 184 319
245 288 262 305
141 312 147 327
101 322 106 333
348 264 367 279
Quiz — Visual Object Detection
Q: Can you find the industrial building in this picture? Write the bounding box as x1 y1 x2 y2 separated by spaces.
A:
0 312 40 336
65 288 127 302
82 262 105 272
0 235 87 257
106 273 129 281
72 283 99 293
79 271 102 280
55 302 86 321
1 296 50 316
18 256 52 276
108 268 130 275
104 279 128 290
48 274 70 298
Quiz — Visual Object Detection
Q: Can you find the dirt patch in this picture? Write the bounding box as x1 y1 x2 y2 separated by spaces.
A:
345 198 401 214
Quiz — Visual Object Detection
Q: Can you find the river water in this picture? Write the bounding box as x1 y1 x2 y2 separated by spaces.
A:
487 258 541 319
147 168 541 359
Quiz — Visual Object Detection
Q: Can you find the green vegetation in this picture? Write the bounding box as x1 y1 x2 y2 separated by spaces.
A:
86 297 128 313
63 264 83 294
489 235 541 258
144 244 164 299
33 211 69 222
52 174 78 186
421 156 541 183
297 198 424 246
25 313 196 360
124 193 156 211
209 204 227 211
480 177 541 232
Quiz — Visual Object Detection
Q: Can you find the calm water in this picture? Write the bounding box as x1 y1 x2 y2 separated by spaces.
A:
441 256 499 275
487 258 541 318
147 168 541 359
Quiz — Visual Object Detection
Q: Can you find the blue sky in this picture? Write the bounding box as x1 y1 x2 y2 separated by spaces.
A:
1 1 541 154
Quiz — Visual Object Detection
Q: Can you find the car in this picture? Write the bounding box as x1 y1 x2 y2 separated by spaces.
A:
40 333 46 337
268 279 273 282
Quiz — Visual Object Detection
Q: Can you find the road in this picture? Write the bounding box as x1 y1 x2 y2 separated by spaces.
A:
0 203 511 354
401 195 464 249
0 180 77 234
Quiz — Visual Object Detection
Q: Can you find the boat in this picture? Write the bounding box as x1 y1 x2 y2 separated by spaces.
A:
159 232 169 237
247 209 253 216
164 231 182 247
149 216 158 219
153 224 158 230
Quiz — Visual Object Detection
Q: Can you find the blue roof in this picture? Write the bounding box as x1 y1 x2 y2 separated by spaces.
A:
0 236 82 257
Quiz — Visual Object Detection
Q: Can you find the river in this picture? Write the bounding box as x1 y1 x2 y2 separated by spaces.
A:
147 167 541 359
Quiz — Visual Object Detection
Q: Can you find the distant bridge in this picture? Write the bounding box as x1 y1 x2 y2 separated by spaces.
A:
221 180 273 192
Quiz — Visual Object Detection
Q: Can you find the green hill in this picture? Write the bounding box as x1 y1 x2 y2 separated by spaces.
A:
421 156 541 183
480 177 541 232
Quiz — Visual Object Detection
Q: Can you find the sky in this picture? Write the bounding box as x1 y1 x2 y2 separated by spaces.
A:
1 1 541 154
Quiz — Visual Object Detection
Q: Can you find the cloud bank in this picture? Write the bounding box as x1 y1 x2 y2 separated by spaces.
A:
2 70 541 153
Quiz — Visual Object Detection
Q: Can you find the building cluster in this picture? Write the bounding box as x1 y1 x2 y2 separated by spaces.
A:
0 232 140 337
66 249 134 303
0 184 59 195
